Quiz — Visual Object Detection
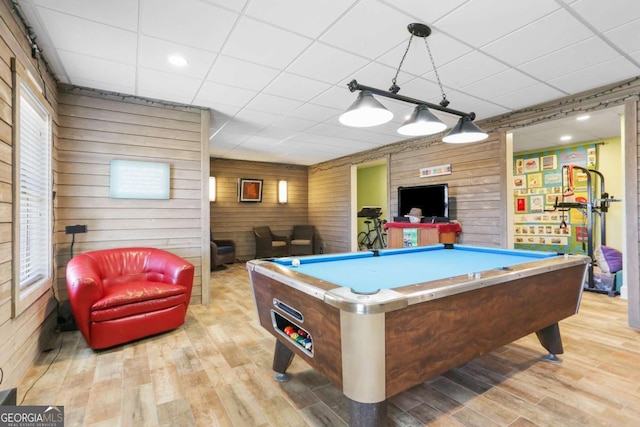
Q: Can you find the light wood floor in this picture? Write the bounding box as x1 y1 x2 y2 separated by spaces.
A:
16 263 640 426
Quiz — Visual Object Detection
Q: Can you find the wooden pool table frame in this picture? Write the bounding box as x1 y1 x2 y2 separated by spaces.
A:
247 247 589 427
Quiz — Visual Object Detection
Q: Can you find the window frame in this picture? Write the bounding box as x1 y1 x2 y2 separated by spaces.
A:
11 58 54 318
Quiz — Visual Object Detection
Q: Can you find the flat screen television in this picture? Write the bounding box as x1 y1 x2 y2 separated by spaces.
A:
398 184 449 219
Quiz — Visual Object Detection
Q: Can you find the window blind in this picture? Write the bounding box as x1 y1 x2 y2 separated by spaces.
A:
18 82 51 290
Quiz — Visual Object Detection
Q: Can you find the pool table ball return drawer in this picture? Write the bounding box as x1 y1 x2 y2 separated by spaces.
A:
246 245 589 427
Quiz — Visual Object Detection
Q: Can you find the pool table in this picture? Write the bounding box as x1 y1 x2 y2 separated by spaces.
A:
246 244 589 427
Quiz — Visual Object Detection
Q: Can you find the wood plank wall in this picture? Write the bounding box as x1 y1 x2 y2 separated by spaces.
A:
210 158 308 261
0 0 59 389
308 133 507 254
55 87 208 305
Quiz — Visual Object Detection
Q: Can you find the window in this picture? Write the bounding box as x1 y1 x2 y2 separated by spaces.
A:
12 58 52 317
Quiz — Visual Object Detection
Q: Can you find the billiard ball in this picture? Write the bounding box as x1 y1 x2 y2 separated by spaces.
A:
291 258 301 267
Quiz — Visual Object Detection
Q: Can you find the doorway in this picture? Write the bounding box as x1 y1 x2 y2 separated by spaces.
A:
351 159 389 252
510 106 625 295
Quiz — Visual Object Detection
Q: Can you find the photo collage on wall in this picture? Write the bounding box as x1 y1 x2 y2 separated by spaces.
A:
513 144 596 253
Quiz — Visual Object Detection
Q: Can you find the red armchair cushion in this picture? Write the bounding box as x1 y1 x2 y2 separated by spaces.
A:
66 247 194 349
91 281 187 322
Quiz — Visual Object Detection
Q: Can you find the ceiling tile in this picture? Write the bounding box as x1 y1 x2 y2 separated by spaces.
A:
263 73 332 102
287 43 370 84
222 17 313 69
32 0 139 30
140 0 238 52
138 36 217 79
547 57 640 94
57 50 136 90
36 7 137 64
288 104 341 122
310 86 355 110
519 37 623 81
379 0 467 24
206 55 280 91
271 116 316 132
233 109 281 127
201 0 248 13
319 2 414 59
137 68 202 103
195 81 257 108
245 93 304 115
244 0 357 38
435 0 560 47
424 51 509 89
482 9 593 67
460 69 541 100
489 83 565 110
570 0 640 32
604 18 640 54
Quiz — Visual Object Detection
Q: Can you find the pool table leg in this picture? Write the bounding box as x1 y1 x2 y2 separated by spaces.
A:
535 322 564 362
349 399 387 427
272 340 295 382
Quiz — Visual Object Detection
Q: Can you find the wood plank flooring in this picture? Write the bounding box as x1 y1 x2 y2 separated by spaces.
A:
15 263 640 426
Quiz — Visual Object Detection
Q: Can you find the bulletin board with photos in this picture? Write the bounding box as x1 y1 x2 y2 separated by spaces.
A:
513 144 597 254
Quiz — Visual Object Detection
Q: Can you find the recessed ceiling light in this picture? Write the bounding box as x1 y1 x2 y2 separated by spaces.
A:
168 54 187 67
576 114 590 121
560 135 572 141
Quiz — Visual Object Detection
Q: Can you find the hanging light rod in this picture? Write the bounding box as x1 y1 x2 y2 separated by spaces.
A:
339 23 488 143
345 79 476 121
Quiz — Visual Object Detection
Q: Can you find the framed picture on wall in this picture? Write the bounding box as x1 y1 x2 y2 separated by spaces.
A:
541 154 557 171
239 178 263 202
515 197 527 213
523 157 539 173
530 194 544 213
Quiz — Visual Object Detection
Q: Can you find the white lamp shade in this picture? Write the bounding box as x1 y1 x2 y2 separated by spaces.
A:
209 176 216 202
339 90 393 127
442 116 489 143
278 180 288 203
397 105 447 136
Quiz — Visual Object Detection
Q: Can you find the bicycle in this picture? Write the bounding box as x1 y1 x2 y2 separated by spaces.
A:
358 218 387 250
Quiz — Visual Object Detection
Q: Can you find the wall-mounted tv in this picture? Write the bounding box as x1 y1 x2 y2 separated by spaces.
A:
398 184 449 219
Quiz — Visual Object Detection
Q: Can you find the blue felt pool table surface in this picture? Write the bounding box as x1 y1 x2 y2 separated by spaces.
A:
273 245 557 294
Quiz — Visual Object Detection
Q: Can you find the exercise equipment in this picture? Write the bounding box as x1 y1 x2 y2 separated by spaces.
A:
553 165 620 293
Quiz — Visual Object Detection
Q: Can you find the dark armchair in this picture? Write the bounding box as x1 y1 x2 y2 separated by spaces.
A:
254 226 289 258
211 231 236 270
290 225 315 256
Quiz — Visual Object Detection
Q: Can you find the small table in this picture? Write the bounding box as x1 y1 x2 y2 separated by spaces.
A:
246 245 589 427
384 221 462 247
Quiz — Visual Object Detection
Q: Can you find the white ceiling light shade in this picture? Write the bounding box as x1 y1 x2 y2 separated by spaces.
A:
397 104 447 136
442 116 489 143
338 90 393 127
340 23 488 143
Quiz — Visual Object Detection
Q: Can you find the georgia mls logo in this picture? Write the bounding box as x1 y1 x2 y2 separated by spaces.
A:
0 405 64 427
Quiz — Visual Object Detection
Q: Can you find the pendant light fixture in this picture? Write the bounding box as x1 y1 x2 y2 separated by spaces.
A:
339 23 488 143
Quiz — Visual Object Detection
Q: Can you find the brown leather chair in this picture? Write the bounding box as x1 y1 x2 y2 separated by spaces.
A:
211 231 236 270
290 225 315 255
253 226 289 258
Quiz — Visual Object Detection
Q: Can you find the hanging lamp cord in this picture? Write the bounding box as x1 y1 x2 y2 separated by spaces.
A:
389 32 451 109
390 35 414 94
423 38 449 107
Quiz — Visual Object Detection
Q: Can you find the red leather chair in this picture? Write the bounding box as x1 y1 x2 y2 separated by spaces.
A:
66 247 195 349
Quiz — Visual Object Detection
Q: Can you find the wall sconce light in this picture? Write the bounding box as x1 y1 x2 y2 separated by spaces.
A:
209 176 216 202
339 23 488 144
278 180 288 204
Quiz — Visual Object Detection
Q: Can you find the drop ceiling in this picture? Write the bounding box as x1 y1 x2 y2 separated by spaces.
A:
17 0 640 165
